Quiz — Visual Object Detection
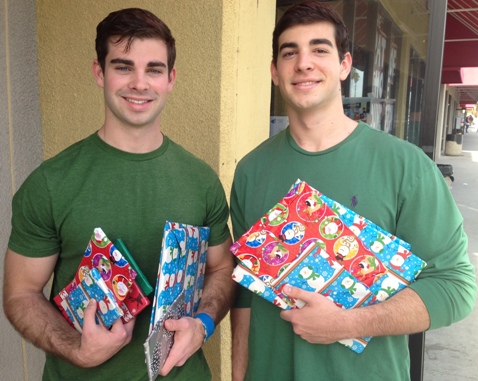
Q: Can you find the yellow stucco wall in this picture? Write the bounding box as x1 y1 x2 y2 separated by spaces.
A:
35 0 274 380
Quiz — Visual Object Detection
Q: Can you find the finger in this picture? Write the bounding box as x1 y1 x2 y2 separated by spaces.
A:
159 357 174 376
109 316 126 333
122 316 136 335
164 318 179 332
280 309 293 322
109 316 135 343
160 318 198 376
164 317 188 333
159 343 182 376
282 284 313 305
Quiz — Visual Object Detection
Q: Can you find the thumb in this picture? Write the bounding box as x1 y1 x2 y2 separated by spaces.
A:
282 284 313 307
85 298 97 311
83 299 97 327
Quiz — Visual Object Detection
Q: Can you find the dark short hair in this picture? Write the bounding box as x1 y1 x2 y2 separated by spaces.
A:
95 8 176 74
272 0 350 65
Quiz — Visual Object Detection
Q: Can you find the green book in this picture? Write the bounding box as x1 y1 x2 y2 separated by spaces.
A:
114 238 154 296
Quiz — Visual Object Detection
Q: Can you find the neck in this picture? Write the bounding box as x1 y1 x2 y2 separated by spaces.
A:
97 123 164 153
288 109 358 152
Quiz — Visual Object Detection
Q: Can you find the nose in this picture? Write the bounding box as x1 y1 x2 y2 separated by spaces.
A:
129 71 149 91
295 51 313 72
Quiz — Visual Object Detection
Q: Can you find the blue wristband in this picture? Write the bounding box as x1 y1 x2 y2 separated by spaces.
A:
195 312 215 342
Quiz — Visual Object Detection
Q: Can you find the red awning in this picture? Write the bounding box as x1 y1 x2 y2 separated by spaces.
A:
442 0 478 107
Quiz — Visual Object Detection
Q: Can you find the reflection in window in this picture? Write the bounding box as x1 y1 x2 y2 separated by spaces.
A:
271 0 430 146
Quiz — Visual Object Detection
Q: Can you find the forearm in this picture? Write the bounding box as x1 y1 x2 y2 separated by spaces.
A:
231 307 250 381
343 288 430 339
195 237 236 324
4 250 133 368
197 264 236 324
4 290 83 365
407 228 477 329
3 249 84 365
5 290 134 368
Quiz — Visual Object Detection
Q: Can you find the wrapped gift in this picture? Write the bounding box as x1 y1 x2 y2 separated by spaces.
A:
54 228 138 330
74 228 137 304
114 238 154 296
118 281 150 321
144 221 210 379
231 179 426 353
64 268 124 331
56 283 86 333
113 238 152 318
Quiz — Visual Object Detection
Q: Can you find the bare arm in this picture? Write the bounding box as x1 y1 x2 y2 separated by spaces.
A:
161 237 236 375
280 285 429 344
231 307 250 381
3 249 135 367
196 237 236 321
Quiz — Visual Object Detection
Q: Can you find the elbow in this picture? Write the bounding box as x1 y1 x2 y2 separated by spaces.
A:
3 290 17 326
454 281 477 322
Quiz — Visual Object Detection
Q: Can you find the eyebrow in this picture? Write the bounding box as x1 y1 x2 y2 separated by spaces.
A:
110 58 167 68
310 38 334 48
279 38 334 52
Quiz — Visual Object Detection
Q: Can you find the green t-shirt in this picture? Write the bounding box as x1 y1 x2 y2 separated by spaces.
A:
9 133 231 381
231 123 476 381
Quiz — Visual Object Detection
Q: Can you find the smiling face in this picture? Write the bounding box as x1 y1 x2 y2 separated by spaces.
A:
93 37 176 131
271 22 351 116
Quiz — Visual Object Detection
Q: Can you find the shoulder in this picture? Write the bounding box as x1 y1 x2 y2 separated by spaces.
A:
355 125 443 203
358 124 434 168
40 134 97 171
165 139 225 196
17 134 97 190
235 131 286 176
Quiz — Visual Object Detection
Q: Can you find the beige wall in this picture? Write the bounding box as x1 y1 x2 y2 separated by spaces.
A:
1 0 274 380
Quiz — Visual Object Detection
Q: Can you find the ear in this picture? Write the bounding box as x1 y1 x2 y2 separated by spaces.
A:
167 67 177 93
340 52 353 81
271 60 280 86
92 59 105 88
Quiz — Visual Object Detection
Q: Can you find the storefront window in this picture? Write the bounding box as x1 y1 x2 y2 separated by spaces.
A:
271 0 430 146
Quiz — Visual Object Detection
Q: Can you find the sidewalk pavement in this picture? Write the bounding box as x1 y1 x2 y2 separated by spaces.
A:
423 132 478 381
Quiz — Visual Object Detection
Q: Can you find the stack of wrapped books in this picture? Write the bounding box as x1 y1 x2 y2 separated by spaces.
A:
231 179 426 353
144 221 210 381
54 228 151 332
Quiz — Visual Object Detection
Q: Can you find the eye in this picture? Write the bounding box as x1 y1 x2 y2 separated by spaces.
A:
282 50 296 58
148 68 163 75
115 66 131 72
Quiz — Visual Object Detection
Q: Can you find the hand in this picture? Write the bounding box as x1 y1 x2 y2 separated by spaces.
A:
279 284 347 344
159 316 205 376
75 299 135 367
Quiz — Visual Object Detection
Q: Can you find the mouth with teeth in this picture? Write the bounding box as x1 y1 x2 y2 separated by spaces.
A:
126 98 150 105
293 80 320 86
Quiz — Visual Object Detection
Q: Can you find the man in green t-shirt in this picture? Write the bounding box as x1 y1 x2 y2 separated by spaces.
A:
4 8 235 381
230 2 476 381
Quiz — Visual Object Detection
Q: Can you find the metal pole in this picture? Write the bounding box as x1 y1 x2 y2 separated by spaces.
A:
420 0 448 160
